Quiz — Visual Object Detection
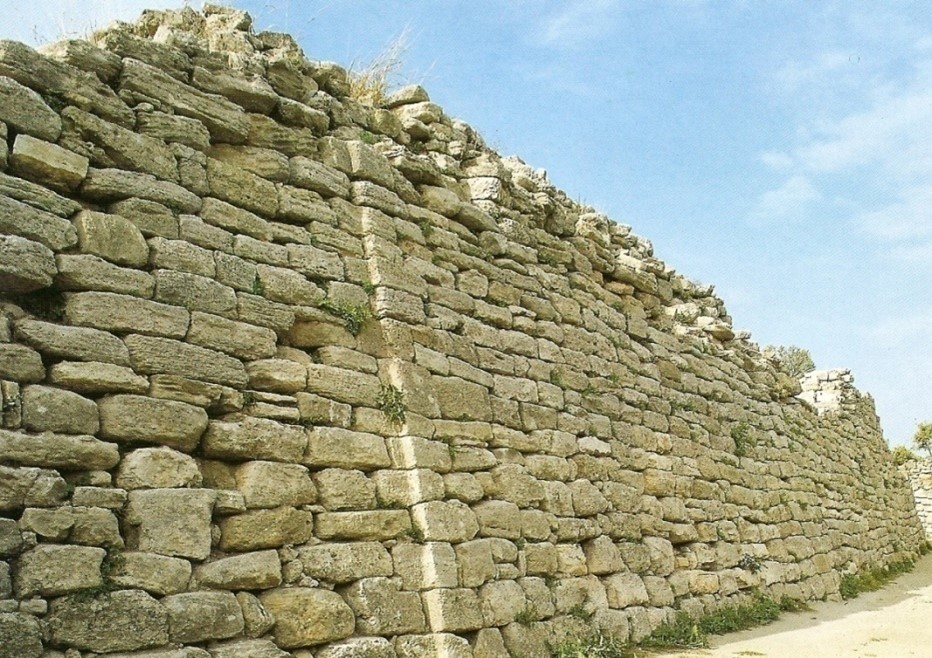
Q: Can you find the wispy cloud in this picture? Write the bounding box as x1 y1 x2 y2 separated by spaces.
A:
534 0 622 49
748 175 821 224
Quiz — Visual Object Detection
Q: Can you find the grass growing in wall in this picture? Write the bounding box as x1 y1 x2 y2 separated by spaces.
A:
839 560 915 600
320 299 371 336
378 384 406 424
550 630 634 658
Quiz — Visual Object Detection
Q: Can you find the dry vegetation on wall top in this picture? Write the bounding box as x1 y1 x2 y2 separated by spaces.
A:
0 5 925 658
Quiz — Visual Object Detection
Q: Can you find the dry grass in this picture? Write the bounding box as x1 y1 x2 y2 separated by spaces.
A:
347 25 412 106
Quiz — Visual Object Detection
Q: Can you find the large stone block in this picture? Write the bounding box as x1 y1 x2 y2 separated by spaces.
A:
236 461 316 508
604 572 649 609
315 511 412 541
411 501 479 543
164 590 245 643
193 549 282 590
259 587 355 648
202 417 307 462
116 446 203 489
0 465 66 511
14 544 104 597
313 468 376 510
98 395 209 452
154 268 238 317
0 195 77 251
125 334 248 387
305 427 390 470
125 488 217 560
0 429 119 470
15 318 130 365
188 311 277 360
422 588 484 632
479 580 528 626
393 541 458 590
65 291 190 338
219 506 312 551
316 637 395 658
21 385 98 434
306 363 382 407
81 167 202 213
48 361 149 395
10 134 88 193
0 612 42 658
47 589 169 653
109 551 192 595
344 576 428 635
433 375 493 421
207 157 280 217
73 209 149 267
247 358 308 393
0 75 61 140
55 253 156 295
209 639 291 658
0 235 56 292
373 468 445 507
395 633 473 658
298 542 393 584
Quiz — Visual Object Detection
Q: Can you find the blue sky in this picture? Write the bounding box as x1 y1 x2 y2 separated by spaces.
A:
6 1 931 447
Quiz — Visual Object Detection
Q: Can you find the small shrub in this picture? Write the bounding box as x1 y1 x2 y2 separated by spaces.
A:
641 612 708 649
778 596 811 612
550 630 633 658
320 299 371 336
763 344 815 378
359 130 379 145
514 605 538 626
731 422 756 457
738 553 762 573
347 26 411 106
913 422 932 458
378 384 406 424
892 445 918 465
839 560 915 600
250 273 264 296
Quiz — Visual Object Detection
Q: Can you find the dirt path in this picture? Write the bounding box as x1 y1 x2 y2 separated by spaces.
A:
651 553 932 658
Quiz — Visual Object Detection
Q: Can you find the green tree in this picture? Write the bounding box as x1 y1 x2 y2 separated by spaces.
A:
914 422 932 458
892 445 918 466
763 345 815 378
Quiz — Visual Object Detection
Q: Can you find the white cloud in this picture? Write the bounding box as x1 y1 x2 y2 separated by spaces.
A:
759 150 794 171
868 310 932 344
748 175 821 224
858 185 932 240
534 0 622 49
775 51 851 92
889 240 932 266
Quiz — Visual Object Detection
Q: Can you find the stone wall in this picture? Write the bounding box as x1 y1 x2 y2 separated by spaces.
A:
0 6 923 658
900 459 932 539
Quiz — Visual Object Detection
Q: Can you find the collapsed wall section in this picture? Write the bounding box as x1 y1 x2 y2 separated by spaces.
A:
0 6 923 658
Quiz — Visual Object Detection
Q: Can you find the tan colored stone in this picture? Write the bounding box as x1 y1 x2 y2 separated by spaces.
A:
298 542 393 584
0 195 77 251
305 427 390 470
65 291 190 338
55 253 156 295
306 363 382 407
125 488 216 560
237 591 276 638
116 446 202 489
203 417 307 462
0 612 42 658
289 156 351 197
0 465 66 511
73 209 149 267
0 235 56 292
423 588 484 632
188 311 278 361
247 358 308 393
373 468 445 507
236 461 316 508
313 468 376 510
47 589 169 653
316 637 395 658
0 429 119 470
259 587 355 649
82 166 202 212
393 541 458 590
21 385 98 435
126 334 247 387
219 506 312 551
49 361 149 394
209 638 290 658
109 551 192 596
14 544 104 597
15 318 130 365
10 134 87 192
411 501 479 543
316 510 412 541
164 591 244 643
0 75 60 140
344 576 428 635
98 395 208 452
473 500 522 540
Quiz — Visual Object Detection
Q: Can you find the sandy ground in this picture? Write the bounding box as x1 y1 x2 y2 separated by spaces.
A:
650 553 932 658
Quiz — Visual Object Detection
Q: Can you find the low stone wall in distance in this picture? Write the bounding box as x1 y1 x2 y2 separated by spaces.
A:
0 7 923 658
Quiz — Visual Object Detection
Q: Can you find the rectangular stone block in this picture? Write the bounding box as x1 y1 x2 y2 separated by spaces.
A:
55 254 155 296
137 110 211 151
306 363 382 407
289 156 351 198
192 549 282 591
125 488 216 560
14 318 130 365
298 542 393 584
10 134 87 193
207 157 280 217
22 385 98 435
0 75 61 141
0 429 119 470
392 542 458 590
422 588 484 632
218 506 312 551
188 311 277 360
0 234 56 293
81 167 202 213
49 361 149 395
315 511 411 541
0 194 77 252
125 334 247 387
304 427 390 470
202 417 307 463
98 394 209 452
148 237 215 277
110 551 192 596
154 269 237 317
65 291 189 338
235 461 316 508
14 544 104 597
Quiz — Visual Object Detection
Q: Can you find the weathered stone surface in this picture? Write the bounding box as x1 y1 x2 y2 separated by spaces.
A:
0 344 44 383
290 156 351 197
247 358 308 393
313 468 375 510
306 364 382 407
15 318 130 365
125 334 248 387
0 465 66 511
423 588 485 632
10 134 87 192
82 167 202 213
55 253 156 295
305 427 390 470
393 542 459 590
98 395 209 452
0 170 80 216
0 429 119 470
37 37 122 82
65 291 190 338
0 235 56 292
207 157 280 217
0 194 77 251
188 311 277 360
14 544 104 597
208 639 291 658
316 637 395 658
604 572 650 609
298 542 393 583
202 417 307 462
154 268 238 316
0 76 60 140
209 144 289 181
219 506 312 551
0 612 42 658
193 549 282 590
21 385 98 435
236 461 316 508
315 511 412 541
125 488 217 559
48 361 149 394
117 446 203 489
164 590 245 643
411 501 479 542
259 587 355 649
237 591 276 638
47 589 169 653
109 551 192 595
344 577 428 635
72 210 149 267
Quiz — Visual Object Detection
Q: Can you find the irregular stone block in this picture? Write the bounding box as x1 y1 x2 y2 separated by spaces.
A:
0 75 60 140
218 506 312 551
0 465 66 511
0 612 42 658
121 58 249 142
110 197 180 239
604 572 650 608
117 446 203 489
344 576 427 635
71 486 127 509
0 429 119 470
393 542 458 590
479 580 527 626
315 510 412 541
289 156 351 197
37 37 122 82
287 242 344 281
98 395 209 452
200 197 272 241
304 427 390 470
298 542 393 584
71 210 149 268
109 551 192 596
82 167 202 213
55 253 156 296
164 590 244 643
138 110 211 151
316 637 395 658
247 113 317 156
14 544 104 597
125 334 248 387
15 318 130 365
258 587 354 649
10 134 87 193
247 358 308 393
0 170 81 216
207 157 280 217
47 589 169 653
49 361 149 395
473 500 522 540
423 588 484 632
202 417 307 462
0 345 43 383
411 501 479 543
209 144 289 182
21 385 98 435
193 549 282 590
0 235 55 293
0 195 77 251
313 468 375 510
237 591 276 638
125 488 216 560
65 291 190 338
236 461 316 508
188 311 277 360
154 268 237 317
209 638 290 658
456 539 496 588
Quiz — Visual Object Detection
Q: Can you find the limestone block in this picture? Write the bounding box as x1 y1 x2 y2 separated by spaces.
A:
445 472 485 504
0 169 76 216
305 427 390 470
289 156 351 197
259 587 355 648
55 253 155 296
14 544 104 597
236 591 276 638
423 588 484 632
556 544 589 577
0 429 119 470
344 576 428 635
10 134 87 193
236 461 316 508
255 263 323 305
313 468 376 510
47 589 169 653
82 167 202 213
473 500 522 540
117 446 203 489
524 542 559 577
125 334 247 387
65 291 189 338
393 542 458 591
218 506 312 551
433 375 493 422
0 344 44 384
0 195 77 251
306 363 382 407
246 113 318 156
386 436 453 472
0 465 66 511
248 358 308 393
299 542 393 584
450 446 497 472
412 501 479 543
0 75 60 140
0 517 23 556
98 395 208 452
604 572 650 609
207 157 280 217
15 319 130 365
72 209 149 267
209 144 289 182
0 235 56 292
0 612 42 658
19 507 74 540
200 197 272 241
373 469 445 507
583 536 624 575
569 479 611 516
120 58 248 142
643 575 675 606
472 627 510 658
479 580 527 627
21 385 98 435
476 464 545 508
352 180 407 217
189 313 278 361
109 551 192 595
154 268 237 316
286 243 344 281
395 633 472 658
163 590 245 643
315 510 412 541
454 539 497 588
316 637 396 658
49 361 148 395
71 486 127 509
209 638 291 658
148 236 216 277
202 417 307 462
125 488 216 559
643 536 675 576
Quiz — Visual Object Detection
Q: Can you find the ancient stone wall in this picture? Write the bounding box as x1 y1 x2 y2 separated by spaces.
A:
900 459 932 539
0 6 923 658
